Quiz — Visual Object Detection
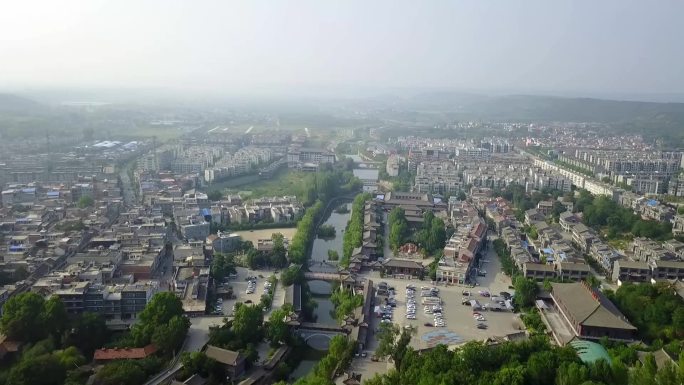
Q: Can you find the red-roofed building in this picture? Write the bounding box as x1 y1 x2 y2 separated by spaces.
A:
93 344 157 362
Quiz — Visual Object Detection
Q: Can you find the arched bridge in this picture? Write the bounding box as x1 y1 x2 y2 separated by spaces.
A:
297 323 348 349
303 272 341 281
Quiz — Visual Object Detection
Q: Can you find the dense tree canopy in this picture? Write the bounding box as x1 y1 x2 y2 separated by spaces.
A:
266 304 293 345
388 207 409 250
576 192 672 241
607 283 684 348
0 293 65 343
76 195 94 208
290 335 355 385
288 201 324 264
342 193 373 264
270 232 288 268
414 211 447 254
208 303 265 366
329 287 364 321
129 292 189 353
513 276 539 308
211 252 237 281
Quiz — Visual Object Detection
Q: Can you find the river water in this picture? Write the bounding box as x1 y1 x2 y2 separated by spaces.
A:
290 203 352 381
310 202 352 262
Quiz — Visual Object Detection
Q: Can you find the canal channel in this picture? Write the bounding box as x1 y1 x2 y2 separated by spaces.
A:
289 201 352 381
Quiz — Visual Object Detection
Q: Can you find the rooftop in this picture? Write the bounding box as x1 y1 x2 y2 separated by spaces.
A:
551 282 636 331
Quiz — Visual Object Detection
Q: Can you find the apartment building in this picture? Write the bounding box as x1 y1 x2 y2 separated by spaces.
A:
386 154 400 177
287 147 335 171
54 281 157 319
414 160 462 194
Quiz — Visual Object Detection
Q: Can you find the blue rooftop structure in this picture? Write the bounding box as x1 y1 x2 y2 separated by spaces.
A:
646 199 658 207
200 208 211 217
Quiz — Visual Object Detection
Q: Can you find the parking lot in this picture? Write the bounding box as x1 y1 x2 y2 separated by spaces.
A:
217 266 284 318
367 243 524 350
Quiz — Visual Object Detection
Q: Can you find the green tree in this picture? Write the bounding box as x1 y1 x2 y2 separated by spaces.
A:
44 296 69 339
179 351 221 381
207 190 223 201
375 323 414 370
232 304 264 345
54 346 86 368
76 195 94 208
1 292 46 342
280 265 302 286
7 354 66 385
327 249 339 261
131 292 186 349
330 288 363 321
152 315 190 353
513 276 538 308
211 253 237 281
493 365 525 385
270 233 288 268
556 362 589 385
65 312 109 358
94 361 147 385
266 305 292 345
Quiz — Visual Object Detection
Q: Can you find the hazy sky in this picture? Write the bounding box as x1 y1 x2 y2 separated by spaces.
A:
1 0 683 97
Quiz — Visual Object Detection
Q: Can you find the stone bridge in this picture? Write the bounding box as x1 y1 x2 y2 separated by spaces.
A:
303 272 341 281
297 322 348 348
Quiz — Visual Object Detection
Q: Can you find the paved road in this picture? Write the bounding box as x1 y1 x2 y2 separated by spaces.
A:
119 166 137 206
145 316 219 385
382 212 394 259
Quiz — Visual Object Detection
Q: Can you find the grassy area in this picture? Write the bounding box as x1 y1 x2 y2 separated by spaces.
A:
607 238 631 251
129 125 185 141
225 169 309 199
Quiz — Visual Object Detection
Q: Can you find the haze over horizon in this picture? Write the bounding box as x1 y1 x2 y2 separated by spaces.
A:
1 0 683 102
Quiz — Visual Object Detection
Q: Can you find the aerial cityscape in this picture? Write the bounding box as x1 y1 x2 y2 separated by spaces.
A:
0 2 683 385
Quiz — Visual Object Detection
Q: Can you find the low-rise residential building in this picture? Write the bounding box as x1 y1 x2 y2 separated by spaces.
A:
558 262 591 281
612 260 652 284
523 262 556 281
672 214 684 236
650 260 684 281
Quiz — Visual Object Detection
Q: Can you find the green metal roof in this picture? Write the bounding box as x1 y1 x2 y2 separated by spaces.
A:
570 340 611 364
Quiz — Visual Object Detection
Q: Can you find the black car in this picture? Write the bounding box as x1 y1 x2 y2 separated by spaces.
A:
477 323 488 329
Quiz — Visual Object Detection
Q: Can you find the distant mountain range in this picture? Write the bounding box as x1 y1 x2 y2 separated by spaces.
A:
0 93 46 113
1 91 683 146
387 92 684 146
